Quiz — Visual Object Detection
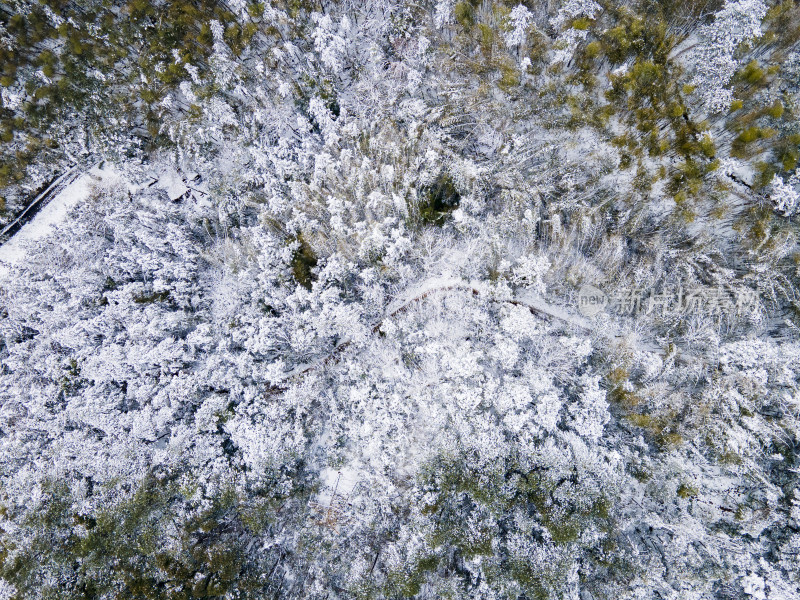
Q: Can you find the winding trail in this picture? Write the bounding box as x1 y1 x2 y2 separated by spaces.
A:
0 165 709 385
281 278 675 386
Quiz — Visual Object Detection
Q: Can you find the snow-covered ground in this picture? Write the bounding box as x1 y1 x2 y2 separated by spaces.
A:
0 165 124 278
0 164 199 279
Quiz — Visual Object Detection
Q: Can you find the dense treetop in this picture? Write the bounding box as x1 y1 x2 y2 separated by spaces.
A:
1 1 800 599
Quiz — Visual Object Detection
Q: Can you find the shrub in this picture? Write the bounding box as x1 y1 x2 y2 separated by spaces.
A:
418 173 461 226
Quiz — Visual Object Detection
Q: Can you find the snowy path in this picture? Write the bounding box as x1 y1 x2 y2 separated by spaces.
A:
281 276 714 387
0 167 685 380
0 165 83 244
0 165 121 278
385 277 592 329
284 279 632 384
0 164 190 279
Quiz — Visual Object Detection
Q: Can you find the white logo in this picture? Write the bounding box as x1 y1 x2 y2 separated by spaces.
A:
577 285 608 317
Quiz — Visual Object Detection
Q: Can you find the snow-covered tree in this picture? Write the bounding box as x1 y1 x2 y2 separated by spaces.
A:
2 1 800 598
689 0 768 113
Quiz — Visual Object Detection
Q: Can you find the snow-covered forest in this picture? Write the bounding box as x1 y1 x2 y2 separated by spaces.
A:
1 0 800 598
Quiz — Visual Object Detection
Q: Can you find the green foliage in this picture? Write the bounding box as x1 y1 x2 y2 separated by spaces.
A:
0 0 239 190
598 7 719 214
734 203 778 249
454 2 475 29
774 134 800 172
699 134 716 159
133 290 172 304
291 234 318 290
0 470 295 600
677 483 698 499
418 173 461 226
584 40 602 59
478 23 494 58
397 451 624 599
737 60 766 86
767 100 784 119
731 126 777 158
600 9 674 66
497 61 520 91
572 17 592 31
385 555 442 598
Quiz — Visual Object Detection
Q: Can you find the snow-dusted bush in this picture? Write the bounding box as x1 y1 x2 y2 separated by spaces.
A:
770 172 800 216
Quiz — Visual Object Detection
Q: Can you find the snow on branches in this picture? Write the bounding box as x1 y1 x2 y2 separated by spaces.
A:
504 4 535 48
689 0 767 113
549 0 601 64
770 172 800 216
